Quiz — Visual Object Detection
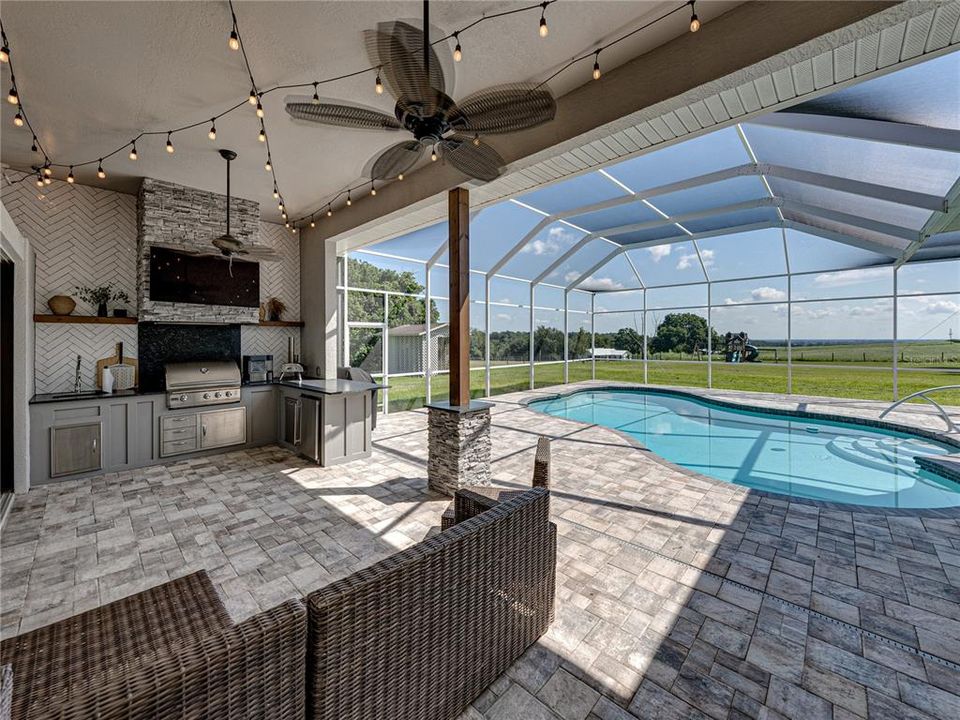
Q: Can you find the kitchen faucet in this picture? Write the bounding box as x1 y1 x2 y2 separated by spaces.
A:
74 354 82 393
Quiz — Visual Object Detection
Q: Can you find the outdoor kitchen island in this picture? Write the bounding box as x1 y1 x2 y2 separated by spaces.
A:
275 378 381 467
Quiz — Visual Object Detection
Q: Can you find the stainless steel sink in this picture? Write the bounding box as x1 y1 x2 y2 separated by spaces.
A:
50 391 108 400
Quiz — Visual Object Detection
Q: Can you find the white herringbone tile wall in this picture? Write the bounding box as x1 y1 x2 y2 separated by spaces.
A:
259 222 300 320
35 324 138 394
240 326 301 375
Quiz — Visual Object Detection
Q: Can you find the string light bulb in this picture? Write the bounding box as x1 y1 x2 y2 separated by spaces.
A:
272 186 279 199
30 137 37 153
248 88 258 105
0 44 8 63
539 3 549 37
370 182 376 196
166 133 175 153
473 135 480 146
397 172 404 181
431 148 437 162
43 176 51 185
43 165 52 177
375 70 383 95
326 205 332 217
453 32 462 62
35 174 43 188
264 157 272 172
346 191 352 206
282 211 287 220
128 142 138 161
312 83 320 105
310 218 316 228
256 102 264 118
228 28 240 51
592 52 602 80
67 167 75 183
13 110 23 127
97 160 106 179
689 1 700 32
7 82 18 105
258 127 266 143
208 120 217 140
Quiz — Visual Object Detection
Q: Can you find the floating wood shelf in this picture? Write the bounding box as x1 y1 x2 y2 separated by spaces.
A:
258 320 304 327
34 314 138 325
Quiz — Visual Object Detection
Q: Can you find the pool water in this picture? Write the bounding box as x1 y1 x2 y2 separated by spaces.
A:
530 389 960 508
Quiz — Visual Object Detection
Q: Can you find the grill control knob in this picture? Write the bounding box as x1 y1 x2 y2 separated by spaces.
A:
179 394 187 402
224 390 233 398
203 393 210 400
214 391 222 399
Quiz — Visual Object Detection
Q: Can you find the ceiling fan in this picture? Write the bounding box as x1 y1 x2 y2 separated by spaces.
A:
284 0 556 183
210 148 281 267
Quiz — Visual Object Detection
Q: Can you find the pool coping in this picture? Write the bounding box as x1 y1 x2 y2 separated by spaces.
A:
518 383 960 518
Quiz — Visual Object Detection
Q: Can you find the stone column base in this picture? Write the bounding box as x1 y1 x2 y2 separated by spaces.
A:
426 401 493 496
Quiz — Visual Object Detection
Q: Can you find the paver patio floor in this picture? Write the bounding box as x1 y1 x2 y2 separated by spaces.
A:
3 382 960 719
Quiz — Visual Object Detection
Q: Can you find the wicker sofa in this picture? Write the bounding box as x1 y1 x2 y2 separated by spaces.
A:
1 469 556 719
0 570 306 720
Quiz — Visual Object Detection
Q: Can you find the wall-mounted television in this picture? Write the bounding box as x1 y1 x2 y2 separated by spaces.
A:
149 246 259 308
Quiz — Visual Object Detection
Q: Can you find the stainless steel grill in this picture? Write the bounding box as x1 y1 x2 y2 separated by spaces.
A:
164 361 241 409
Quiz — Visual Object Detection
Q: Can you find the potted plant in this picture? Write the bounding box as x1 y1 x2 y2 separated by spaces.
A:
266 297 286 322
75 285 130 317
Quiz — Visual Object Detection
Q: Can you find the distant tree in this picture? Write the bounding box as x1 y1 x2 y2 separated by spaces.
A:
650 313 719 354
569 328 592 359
533 326 564 361
347 257 438 327
612 327 644 356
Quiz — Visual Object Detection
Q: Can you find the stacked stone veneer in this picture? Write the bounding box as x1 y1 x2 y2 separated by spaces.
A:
427 406 492 495
137 178 262 323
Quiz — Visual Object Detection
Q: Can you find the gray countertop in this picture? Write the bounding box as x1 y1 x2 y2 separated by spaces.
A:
276 378 383 395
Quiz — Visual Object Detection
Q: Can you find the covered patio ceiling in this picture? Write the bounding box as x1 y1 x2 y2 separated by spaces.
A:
353 49 960 293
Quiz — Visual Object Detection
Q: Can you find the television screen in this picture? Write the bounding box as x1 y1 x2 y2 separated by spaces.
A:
149 246 259 308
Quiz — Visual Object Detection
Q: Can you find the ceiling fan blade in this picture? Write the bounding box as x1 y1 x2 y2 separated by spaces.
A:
448 83 556 135
369 140 424 181
364 21 446 106
285 98 401 130
441 135 505 182
240 246 283 262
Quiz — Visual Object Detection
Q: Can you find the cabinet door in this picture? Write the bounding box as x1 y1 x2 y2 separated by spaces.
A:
247 388 277 445
50 422 102 477
200 407 246 449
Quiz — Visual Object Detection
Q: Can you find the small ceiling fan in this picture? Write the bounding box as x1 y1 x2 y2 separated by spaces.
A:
211 148 281 267
284 0 556 183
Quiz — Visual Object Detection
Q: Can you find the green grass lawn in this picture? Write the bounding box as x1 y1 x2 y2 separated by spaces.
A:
382 360 960 412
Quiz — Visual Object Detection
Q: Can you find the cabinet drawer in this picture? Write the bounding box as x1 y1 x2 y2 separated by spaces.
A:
162 414 197 430
162 425 196 442
161 436 198 456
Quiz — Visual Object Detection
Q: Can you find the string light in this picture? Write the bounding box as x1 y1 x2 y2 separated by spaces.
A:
228 28 240 51
397 172 404 181
370 182 376 196
431 147 438 162
452 32 462 62
248 88 258 105
166 133 175 153
128 142 138 161
272 186 279 199
326 205 332 217
264 157 272 172
66 167 75 183
96 160 106 179
473 135 480 146
12 110 23 127
282 211 287 220
310 217 316 228
539 2 549 37
258 127 267 143
312 83 320 105
7 80 18 105
35 174 43 188
346 190 352 206
208 120 217 140
278 201 284 212
43 175 51 185
30 137 37 153
592 51 601 80
0 44 8 64
256 101 264 118
689 1 701 32
375 70 383 95
43 165 52 177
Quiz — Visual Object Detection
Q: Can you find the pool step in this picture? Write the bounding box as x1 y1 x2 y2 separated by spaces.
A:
826 438 921 475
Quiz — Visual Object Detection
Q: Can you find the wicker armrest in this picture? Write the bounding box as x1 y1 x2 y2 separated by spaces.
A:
42 599 306 720
306 487 556 720
1 570 231 719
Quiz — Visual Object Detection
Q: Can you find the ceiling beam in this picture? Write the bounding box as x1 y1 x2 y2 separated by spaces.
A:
779 199 919 244
748 112 960 153
583 198 780 241
782 220 904 258
898 175 960 267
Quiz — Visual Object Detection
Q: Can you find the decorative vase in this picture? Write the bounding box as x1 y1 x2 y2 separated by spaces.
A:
48 295 76 316
269 311 281 321
97 302 108 317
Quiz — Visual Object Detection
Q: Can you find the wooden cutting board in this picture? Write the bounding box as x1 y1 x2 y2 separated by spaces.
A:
96 342 138 389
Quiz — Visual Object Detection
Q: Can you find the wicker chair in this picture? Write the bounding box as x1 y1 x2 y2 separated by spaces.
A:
441 435 551 531
305 486 557 720
0 570 306 720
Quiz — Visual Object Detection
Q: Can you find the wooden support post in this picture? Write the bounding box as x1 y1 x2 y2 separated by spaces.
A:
449 187 471 407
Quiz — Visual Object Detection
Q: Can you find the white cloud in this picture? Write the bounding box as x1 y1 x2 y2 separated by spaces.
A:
495 312 512 321
675 248 713 271
647 245 671 263
563 271 580 284
701 249 715 267
812 267 889 288
676 253 697 271
521 226 572 256
578 276 624 292
751 286 787 302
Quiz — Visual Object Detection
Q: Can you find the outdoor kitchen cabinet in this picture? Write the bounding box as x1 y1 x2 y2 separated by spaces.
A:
243 385 277 446
199 407 246 450
50 422 102 477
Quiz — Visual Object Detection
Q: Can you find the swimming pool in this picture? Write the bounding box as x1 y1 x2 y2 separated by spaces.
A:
529 389 960 508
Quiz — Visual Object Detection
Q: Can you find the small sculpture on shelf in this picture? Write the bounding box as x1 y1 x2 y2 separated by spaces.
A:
74 285 130 317
47 295 76 316
266 296 286 322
